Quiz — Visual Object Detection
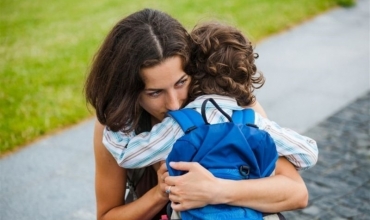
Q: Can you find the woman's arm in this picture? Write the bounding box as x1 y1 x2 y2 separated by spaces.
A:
94 120 169 220
248 100 268 118
218 157 308 212
165 157 308 213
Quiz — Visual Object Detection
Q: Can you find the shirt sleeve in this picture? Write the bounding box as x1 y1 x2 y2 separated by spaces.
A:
103 117 184 169
254 112 318 171
103 126 135 165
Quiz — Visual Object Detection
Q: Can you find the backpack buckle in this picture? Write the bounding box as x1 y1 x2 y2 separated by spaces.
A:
239 165 250 178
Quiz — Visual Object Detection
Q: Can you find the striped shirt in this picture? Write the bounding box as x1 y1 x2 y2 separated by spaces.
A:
103 95 318 171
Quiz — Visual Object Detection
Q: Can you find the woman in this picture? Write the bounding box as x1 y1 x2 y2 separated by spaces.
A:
85 8 311 220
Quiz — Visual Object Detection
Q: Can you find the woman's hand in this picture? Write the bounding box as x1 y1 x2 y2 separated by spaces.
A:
164 162 220 211
155 161 171 201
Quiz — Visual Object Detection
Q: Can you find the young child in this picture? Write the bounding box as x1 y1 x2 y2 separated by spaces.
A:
103 22 318 172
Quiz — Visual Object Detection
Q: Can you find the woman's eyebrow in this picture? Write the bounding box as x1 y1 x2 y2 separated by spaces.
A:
176 74 188 84
144 88 161 92
144 74 188 91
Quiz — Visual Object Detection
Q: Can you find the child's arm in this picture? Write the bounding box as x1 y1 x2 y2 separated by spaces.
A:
254 112 318 171
102 126 135 166
103 117 184 169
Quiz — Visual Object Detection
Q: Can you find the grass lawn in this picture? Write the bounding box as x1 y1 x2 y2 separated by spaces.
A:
0 0 354 155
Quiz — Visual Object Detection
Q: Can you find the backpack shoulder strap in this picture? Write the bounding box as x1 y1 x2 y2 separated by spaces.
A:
232 108 255 125
167 108 204 133
125 167 147 201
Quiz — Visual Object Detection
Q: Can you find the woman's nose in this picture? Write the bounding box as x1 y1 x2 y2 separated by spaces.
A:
165 91 180 111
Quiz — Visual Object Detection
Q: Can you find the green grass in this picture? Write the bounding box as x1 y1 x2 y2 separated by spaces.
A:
0 0 355 154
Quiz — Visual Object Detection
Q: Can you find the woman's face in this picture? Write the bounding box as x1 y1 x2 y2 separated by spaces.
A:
139 56 191 124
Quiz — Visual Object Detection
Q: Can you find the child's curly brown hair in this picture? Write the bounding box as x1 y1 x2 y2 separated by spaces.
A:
186 22 265 106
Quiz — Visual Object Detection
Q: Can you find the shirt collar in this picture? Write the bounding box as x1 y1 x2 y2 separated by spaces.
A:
185 94 243 110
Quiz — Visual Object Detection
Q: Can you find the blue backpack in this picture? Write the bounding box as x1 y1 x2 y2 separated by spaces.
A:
166 98 278 220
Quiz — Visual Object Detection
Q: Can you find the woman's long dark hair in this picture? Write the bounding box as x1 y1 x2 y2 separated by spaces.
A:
85 9 191 133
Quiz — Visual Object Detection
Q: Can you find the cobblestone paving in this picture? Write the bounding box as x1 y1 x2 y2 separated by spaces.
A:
282 92 370 219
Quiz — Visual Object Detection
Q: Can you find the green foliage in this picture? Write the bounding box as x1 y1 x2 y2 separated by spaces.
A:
0 0 354 154
336 0 356 7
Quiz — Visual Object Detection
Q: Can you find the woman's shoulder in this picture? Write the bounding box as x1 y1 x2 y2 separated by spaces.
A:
94 119 105 138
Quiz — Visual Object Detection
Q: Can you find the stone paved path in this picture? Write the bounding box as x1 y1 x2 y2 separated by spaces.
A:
283 92 370 219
